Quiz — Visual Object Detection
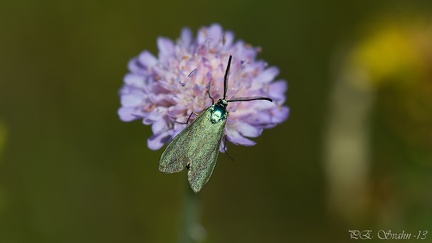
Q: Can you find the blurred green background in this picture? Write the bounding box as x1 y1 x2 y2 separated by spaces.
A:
1 0 432 242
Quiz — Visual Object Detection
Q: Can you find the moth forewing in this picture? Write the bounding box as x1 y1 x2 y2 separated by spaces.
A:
158 113 205 174
187 106 227 192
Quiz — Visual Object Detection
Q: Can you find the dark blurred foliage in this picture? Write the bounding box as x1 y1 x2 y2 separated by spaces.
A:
1 0 431 242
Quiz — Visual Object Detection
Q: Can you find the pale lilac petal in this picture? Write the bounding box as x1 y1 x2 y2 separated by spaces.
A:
256 67 279 83
246 112 272 126
118 107 140 122
222 31 234 48
127 58 146 74
151 119 168 134
226 129 256 146
157 37 175 56
124 74 146 88
269 80 287 103
172 123 187 135
196 27 207 44
192 84 204 97
269 80 287 93
180 27 192 49
138 51 157 67
148 93 169 105
272 106 290 123
236 122 263 138
143 109 165 124
121 94 143 107
207 24 223 45
147 132 170 150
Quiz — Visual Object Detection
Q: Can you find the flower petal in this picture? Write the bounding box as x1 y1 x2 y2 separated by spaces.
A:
236 122 263 138
124 74 146 88
207 24 223 44
121 94 143 107
118 107 141 122
256 66 279 83
151 119 168 134
226 128 256 146
222 31 234 48
143 108 166 124
272 106 290 123
147 132 170 150
138 51 157 67
269 80 287 103
157 37 175 56
180 27 192 49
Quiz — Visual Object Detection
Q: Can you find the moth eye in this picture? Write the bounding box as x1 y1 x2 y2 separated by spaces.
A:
186 162 191 170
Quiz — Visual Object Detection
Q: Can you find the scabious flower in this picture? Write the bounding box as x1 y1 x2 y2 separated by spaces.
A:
118 24 289 151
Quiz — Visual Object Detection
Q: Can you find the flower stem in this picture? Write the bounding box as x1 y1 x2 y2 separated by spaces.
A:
178 182 201 243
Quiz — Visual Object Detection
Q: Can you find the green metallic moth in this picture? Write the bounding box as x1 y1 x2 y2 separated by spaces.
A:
159 55 273 193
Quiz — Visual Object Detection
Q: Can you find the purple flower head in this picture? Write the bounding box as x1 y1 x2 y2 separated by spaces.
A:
118 24 289 151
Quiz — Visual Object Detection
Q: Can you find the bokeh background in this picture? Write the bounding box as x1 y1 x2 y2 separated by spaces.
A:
1 0 432 242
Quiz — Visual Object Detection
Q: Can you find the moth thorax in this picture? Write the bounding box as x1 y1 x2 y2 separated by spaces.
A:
218 99 228 106
210 104 226 124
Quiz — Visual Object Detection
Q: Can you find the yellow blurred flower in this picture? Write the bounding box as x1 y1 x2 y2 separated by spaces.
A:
351 18 431 88
349 15 432 149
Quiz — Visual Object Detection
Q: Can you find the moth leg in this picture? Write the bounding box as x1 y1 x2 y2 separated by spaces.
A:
206 83 215 104
222 133 234 161
176 112 198 125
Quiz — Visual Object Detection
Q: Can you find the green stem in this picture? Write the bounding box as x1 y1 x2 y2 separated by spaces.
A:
178 183 200 243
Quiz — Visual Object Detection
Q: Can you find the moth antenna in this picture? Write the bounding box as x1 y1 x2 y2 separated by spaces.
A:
223 55 232 100
227 96 273 103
